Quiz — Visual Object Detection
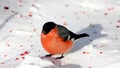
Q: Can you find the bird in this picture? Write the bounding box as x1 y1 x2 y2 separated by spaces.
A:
41 22 89 59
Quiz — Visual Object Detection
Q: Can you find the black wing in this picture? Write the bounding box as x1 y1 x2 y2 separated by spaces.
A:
56 25 89 41
56 25 71 41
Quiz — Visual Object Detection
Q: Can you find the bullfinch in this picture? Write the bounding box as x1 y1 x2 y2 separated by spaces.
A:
41 22 89 59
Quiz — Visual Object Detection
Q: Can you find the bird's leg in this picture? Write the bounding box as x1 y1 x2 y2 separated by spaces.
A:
45 54 53 57
56 54 64 59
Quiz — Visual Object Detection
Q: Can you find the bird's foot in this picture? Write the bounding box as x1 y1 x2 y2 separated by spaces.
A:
55 55 64 59
45 54 53 57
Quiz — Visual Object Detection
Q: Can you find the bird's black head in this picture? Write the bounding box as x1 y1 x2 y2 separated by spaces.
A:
42 22 56 34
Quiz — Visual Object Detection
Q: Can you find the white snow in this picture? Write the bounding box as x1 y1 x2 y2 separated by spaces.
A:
0 0 120 68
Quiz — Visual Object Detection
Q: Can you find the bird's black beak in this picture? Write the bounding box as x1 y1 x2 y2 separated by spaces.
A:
42 30 47 35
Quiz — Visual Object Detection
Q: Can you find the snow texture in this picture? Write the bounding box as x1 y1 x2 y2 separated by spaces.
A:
0 0 120 68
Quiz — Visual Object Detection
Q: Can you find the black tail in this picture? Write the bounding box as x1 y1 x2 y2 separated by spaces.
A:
74 33 89 40
69 31 89 40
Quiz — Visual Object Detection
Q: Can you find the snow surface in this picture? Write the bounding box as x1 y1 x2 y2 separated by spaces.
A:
0 0 120 68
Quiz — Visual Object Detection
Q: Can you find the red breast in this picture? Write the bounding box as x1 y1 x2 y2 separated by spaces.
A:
41 27 73 54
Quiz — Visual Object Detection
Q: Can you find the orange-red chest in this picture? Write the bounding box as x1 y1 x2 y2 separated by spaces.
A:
41 28 73 54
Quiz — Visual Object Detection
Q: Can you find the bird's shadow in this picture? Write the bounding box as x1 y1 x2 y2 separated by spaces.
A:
39 56 81 68
70 24 107 53
43 64 81 68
